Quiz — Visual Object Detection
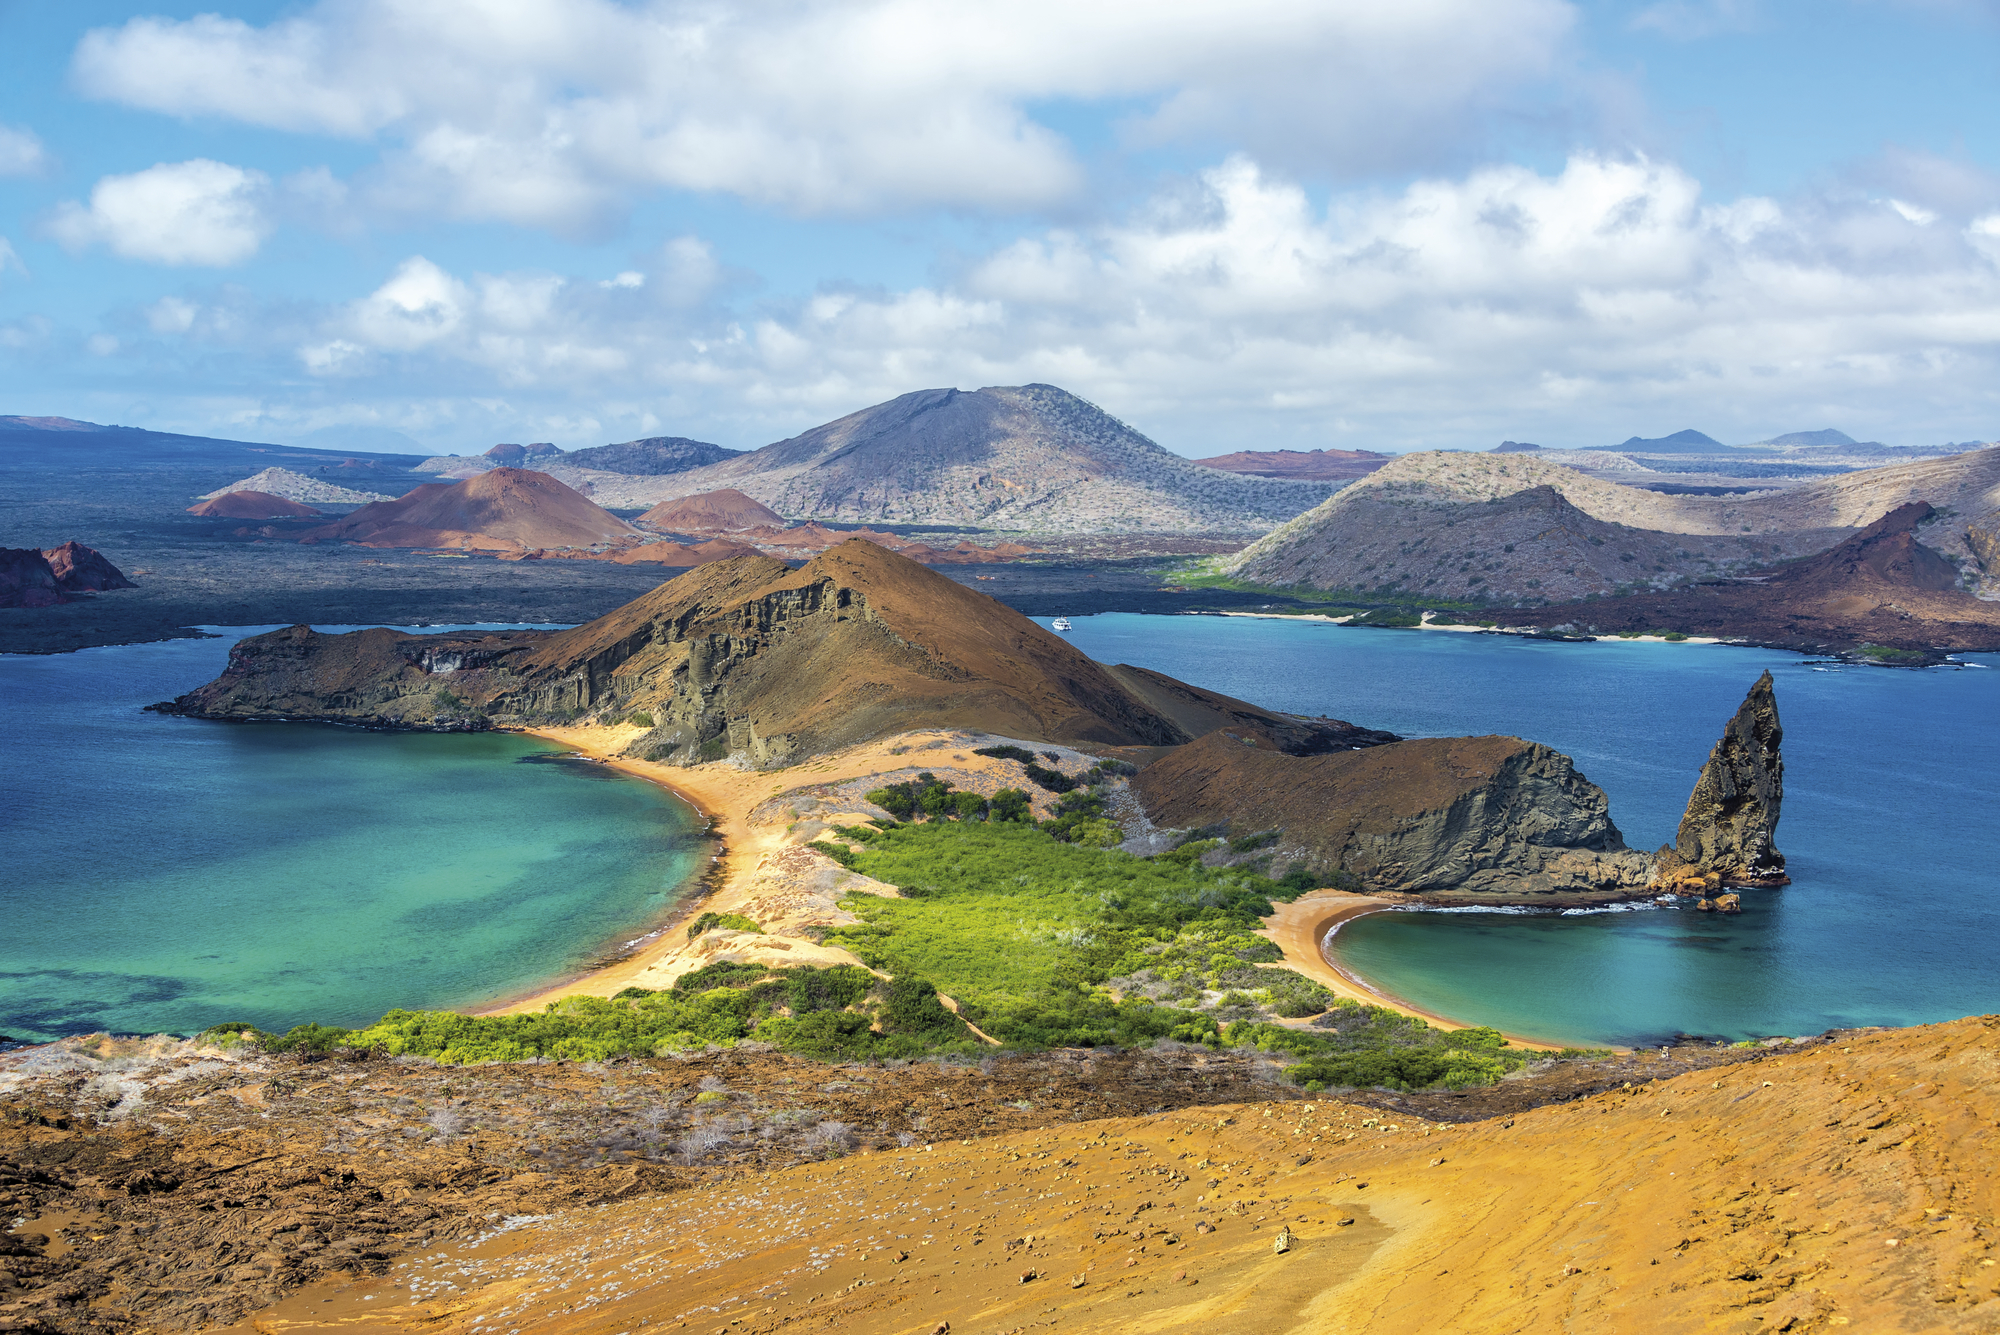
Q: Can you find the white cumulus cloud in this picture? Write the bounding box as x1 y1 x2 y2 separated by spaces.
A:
49 160 272 266
0 125 50 176
72 0 1574 227
246 152 2000 450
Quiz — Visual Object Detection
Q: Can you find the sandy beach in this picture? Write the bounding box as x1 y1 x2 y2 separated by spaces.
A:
1259 891 1570 1051
473 723 1583 1052
473 724 1081 1015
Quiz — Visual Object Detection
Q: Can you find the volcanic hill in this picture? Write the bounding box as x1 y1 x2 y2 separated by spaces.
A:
1222 446 2000 605
638 488 786 531
196 466 393 506
1485 501 2000 655
565 434 738 475
1192 447 1390 481
297 468 640 552
161 540 1383 761
185 490 323 519
598 385 1339 532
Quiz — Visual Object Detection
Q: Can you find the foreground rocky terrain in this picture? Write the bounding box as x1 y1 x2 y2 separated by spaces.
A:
6 1016 1988 1333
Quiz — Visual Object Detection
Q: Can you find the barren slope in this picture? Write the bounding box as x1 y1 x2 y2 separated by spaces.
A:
298 468 639 551
1227 447 2000 599
225 1015 2000 1335
1486 501 2000 653
571 385 1337 533
160 540 1374 760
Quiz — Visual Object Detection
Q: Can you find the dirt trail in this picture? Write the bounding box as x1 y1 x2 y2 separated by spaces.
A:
215 1014 2000 1334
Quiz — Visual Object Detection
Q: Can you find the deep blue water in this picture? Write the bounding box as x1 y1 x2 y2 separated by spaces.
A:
1051 613 2000 1047
0 627 706 1045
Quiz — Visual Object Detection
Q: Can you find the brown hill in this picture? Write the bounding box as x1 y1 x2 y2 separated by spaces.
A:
1487 501 2000 654
1133 724 1649 897
297 468 639 551
638 488 785 531
161 540 1376 761
1192 446 1391 480
186 489 323 519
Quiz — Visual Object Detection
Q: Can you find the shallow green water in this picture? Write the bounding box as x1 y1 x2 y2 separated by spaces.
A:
0 628 706 1044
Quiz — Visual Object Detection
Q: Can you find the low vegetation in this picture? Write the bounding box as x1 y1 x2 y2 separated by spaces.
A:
227 772 1594 1091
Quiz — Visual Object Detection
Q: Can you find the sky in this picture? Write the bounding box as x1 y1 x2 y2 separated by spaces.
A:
1 0 1997 458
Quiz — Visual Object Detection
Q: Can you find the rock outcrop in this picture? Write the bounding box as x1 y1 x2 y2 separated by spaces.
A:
159 540 1383 763
1661 671 1787 887
41 541 136 592
1132 725 1651 898
1 548 67 608
2 542 136 606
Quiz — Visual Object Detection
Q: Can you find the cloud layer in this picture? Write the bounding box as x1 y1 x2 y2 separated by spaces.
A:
72 0 1572 227
45 151 1995 451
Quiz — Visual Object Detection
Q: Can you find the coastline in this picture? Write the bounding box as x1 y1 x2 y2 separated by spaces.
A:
469 725 1049 1016
1259 891 1578 1052
473 726 1602 1050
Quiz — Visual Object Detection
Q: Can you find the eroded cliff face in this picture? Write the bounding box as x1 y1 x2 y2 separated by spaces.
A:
158 542 1369 765
1132 728 1652 899
1665 671 1787 887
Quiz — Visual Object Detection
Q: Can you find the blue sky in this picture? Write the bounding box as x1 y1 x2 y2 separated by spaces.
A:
1 0 1996 457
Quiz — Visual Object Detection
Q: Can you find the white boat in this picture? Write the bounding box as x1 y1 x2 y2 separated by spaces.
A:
1051 617 1073 632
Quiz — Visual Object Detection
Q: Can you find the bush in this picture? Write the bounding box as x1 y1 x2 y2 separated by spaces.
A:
1021 763 1077 793
989 788 1032 822
628 712 656 728
698 738 729 762
686 911 762 940
974 745 1037 763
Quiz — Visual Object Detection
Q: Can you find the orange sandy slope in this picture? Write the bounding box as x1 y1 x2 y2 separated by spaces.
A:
239 1014 2000 1335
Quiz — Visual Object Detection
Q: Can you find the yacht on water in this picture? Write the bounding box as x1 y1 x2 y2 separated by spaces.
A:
1051 617 1073 632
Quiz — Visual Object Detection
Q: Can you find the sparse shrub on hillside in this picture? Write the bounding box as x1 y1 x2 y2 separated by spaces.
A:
686 911 762 940
974 745 1037 763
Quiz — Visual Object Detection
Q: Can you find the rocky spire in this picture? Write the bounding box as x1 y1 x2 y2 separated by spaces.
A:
1670 670 1788 887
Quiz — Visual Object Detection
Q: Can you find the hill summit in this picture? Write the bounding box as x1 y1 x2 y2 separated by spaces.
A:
618 385 1338 532
162 539 1385 760
298 468 638 551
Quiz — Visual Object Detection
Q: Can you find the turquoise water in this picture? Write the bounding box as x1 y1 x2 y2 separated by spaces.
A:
0 628 707 1045
1052 614 2000 1047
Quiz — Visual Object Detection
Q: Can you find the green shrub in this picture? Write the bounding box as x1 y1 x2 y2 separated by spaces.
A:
974 745 1037 763
989 788 1032 823
628 712 656 728
698 738 729 762
686 911 763 940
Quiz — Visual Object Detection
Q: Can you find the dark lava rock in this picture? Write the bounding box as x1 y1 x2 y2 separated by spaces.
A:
1670 670 1786 886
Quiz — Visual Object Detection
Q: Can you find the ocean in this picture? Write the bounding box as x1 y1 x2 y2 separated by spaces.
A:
0 627 706 1045
5 613 1994 1050
1054 613 2000 1047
